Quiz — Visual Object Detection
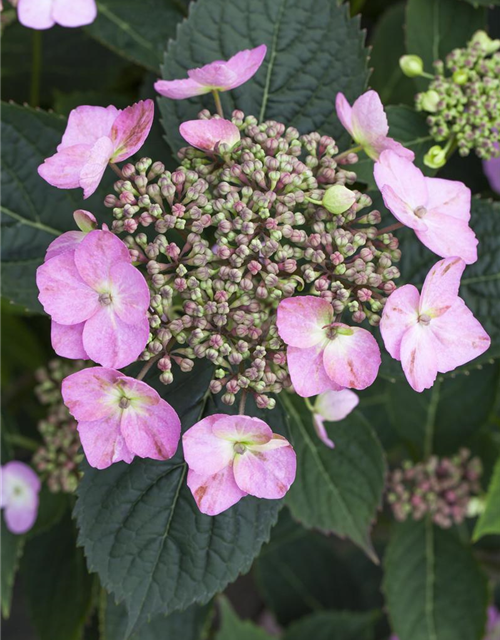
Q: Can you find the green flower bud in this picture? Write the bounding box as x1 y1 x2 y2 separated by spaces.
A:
424 145 447 169
420 90 440 113
452 69 468 85
322 185 356 215
399 54 424 78
471 30 500 54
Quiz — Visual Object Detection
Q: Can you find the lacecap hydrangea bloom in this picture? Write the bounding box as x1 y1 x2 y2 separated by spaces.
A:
0 462 41 534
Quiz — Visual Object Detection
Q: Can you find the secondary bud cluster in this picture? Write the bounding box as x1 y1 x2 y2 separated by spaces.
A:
33 359 84 493
105 110 401 407
416 30 500 161
387 449 482 529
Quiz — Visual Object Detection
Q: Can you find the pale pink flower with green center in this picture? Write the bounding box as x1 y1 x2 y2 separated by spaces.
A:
312 389 359 449
0 462 41 534
155 45 267 99
62 367 181 469
179 118 241 152
380 257 490 392
17 0 97 29
277 296 381 396
183 414 296 516
38 101 154 198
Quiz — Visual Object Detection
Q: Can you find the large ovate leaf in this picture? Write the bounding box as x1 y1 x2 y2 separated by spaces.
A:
1 521 25 619
86 0 189 72
283 611 377 640
216 597 272 640
282 394 385 562
383 519 488 640
159 0 370 151
473 456 500 541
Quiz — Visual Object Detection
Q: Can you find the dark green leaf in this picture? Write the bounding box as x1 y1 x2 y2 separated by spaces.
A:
283 611 377 640
28 487 68 537
216 597 272 640
1 521 25 619
282 394 385 561
22 513 94 640
383 519 488 640
473 456 500 541
159 0 370 151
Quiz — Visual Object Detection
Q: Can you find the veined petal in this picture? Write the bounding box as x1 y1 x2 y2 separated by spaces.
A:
351 90 389 144
335 93 354 137
323 326 381 390
179 119 241 152
276 296 332 348
61 367 122 422
111 100 154 162
77 417 134 469
188 62 237 89
400 323 438 392
374 150 427 212
425 177 471 222
59 105 118 149
79 136 114 199
314 388 359 422
45 230 85 262
415 214 478 265
51 321 89 360
109 262 150 326
38 145 90 190
216 44 267 90
380 184 428 231
154 78 210 99
212 415 272 445
183 415 235 476
287 343 342 398
419 257 466 317
186 466 247 516
74 230 130 290
380 284 420 359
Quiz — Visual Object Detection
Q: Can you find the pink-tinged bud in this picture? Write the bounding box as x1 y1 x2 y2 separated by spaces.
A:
179 119 241 153
73 209 97 232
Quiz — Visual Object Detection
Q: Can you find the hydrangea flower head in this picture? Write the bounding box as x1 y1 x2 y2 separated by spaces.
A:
62 367 181 469
17 0 97 29
183 414 296 515
335 90 415 161
312 389 359 449
37 229 150 368
38 101 154 198
380 257 490 392
374 150 478 264
277 296 381 396
155 45 267 99
0 462 41 534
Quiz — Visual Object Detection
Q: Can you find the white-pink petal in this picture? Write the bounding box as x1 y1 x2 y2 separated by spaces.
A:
51 321 88 360
61 367 122 422
400 323 439 392
277 295 333 348
17 0 54 29
187 466 247 516
419 257 466 317
415 214 478 265
287 343 342 398
52 0 97 27
154 78 210 99
77 418 134 469
179 119 241 152
60 105 118 149
380 284 420 359
323 326 381 390
183 415 235 476
314 388 359 422
74 230 130 290
110 100 154 162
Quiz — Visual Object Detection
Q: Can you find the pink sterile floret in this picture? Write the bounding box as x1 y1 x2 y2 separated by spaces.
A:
17 0 97 30
0 461 41 534
335 90 415 161
37 229 150 369
44 209 97 262
179 118 241 152
374 150 478 264
380 257 490 392
155 45 267 99
62 367 181 469
38 100 154 198
313 389 359 449
183 414 296 516
276 296 381 396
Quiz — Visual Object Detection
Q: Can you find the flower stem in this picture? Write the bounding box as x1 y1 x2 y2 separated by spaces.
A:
238 390 247 415
334 144 362 162
377 222 404 235
30 30 42 107
5 433 39 452
136 353 163 381
212 90 224 118
109 163 124 179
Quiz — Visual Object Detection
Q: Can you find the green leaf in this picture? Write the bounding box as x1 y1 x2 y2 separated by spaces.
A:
406 0 486 89
473 457 500 541
282 394 386 562
86 0 188 72
102 593 212 640
21 513 94 640
29 487 69 537
216 597 272 640
283 611 377 640
1 521 25 619
159 0 370 151
383 519 488 640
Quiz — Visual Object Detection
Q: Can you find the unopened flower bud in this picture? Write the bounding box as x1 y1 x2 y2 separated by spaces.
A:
322 184 356 214
424 145 447 169
399 54 424 78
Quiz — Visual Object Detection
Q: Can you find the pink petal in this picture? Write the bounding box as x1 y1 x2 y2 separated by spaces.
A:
323 325 381 390
380 184 428 231
79 136 115 199
179 119 241 152
45 230 85 262
351 90 389 143
52 0 97 27
425 177 471 222
59 105 118 149
335 93 354 137
36 251 99 325
154 78 210 100
287 343 342 398
233 436 296 499
38 145 91 190
400 323 438 392
430 298 491 373
483 155 500 194
4 501 39 534
17 0 54 29
77 418 134 469
74 230 130 290
415 213 478 265
370 136 415 161
200 44 267 90
183 415 235 476
419 257 465 317
1 462 40 534
73 209 97 232
188 62 237 89
380 284 420 359
82 309 149 369
110 100 154 162
313 415 335 449
61 367 122 422
109 261 151 326
2 461 41 496
314 388 359 422
51 321 89 360
187 465 247 516
276 295 333 348
211 415 272 445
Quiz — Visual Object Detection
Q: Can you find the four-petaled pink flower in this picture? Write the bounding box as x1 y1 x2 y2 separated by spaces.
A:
62 367 181 469
17 0 97 29
38 101 154 198
155 45 267 99
277 296 381 396
37 229 150 369
312 389 359 449
380 257 490 392
179 118 241 153
0 462 41 534
335 90 415 161
374 150 478 264
183 414 296 516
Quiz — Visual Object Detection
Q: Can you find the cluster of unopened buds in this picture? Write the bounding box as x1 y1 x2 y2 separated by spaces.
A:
33 43 490 516
386 449 482 529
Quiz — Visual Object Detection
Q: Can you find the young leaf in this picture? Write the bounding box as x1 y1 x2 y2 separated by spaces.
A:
282 394 385 562
217 597 273 640
383 519 488 640
1 521 25 619
158 0 370 151
473 456 500 541
283 610 377 640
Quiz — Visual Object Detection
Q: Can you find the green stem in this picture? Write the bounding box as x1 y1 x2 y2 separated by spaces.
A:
238 390 247 415
30 30 42 107
304 196 323 205
109 162 124 179
377 222 405 235
421 71 435 80
424 378 441 458
334 144 362 162
5 433 39 452
212 90 224 118
304 397 315 413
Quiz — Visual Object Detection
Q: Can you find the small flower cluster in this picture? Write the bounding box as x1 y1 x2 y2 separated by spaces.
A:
415 30 500 164
387 449 482 529
33 359 84 493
